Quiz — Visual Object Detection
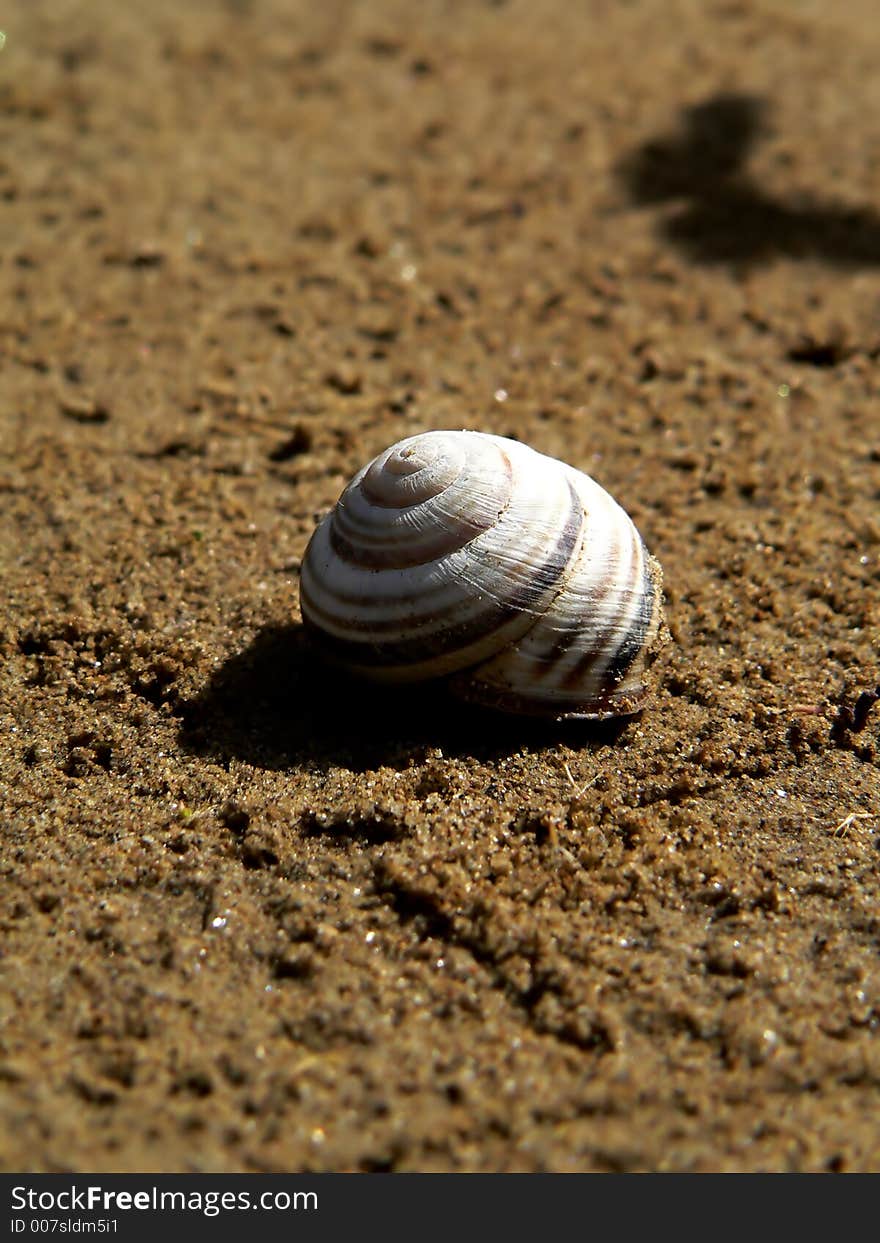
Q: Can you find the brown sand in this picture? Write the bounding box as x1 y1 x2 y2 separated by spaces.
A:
2 0 879 1173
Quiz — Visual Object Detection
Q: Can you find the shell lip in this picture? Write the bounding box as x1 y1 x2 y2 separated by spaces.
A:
445 671 650 722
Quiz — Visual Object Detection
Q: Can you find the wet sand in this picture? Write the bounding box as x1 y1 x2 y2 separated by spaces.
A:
2 0 880 1171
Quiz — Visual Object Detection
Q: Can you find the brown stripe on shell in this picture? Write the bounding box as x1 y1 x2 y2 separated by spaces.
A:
298 563 479 635
359 456 451 508
529 500 627 677
599 549 661 688
301 475 584 671
328 500 506 570
560 522 644 692
327 448 514 570
357 435 502 509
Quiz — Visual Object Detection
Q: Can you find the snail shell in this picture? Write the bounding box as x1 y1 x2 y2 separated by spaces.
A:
299 430 664 720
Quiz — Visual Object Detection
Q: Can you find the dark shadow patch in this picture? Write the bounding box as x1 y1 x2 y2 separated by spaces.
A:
268 424 312 462
621 93 764 205
298 806 408 843
618 93 880 270
785 336 857 368
830 683 879 747
177 623 633 772
136 439 203 460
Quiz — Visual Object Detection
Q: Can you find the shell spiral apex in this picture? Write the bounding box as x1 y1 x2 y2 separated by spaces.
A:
299 429 664 720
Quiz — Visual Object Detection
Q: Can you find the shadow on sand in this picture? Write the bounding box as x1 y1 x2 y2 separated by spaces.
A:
618 93 880 268
177 623 632 773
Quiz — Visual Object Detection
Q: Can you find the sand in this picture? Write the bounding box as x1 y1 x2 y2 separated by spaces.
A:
1 0 879 1172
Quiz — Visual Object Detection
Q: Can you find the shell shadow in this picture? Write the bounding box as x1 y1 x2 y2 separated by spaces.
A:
617 92 880 269
176 623 632 772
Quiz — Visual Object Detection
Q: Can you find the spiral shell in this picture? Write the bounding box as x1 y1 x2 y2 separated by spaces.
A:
299 430 664 720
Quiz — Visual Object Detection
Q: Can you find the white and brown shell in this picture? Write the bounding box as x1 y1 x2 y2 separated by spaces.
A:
299 430 664 719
